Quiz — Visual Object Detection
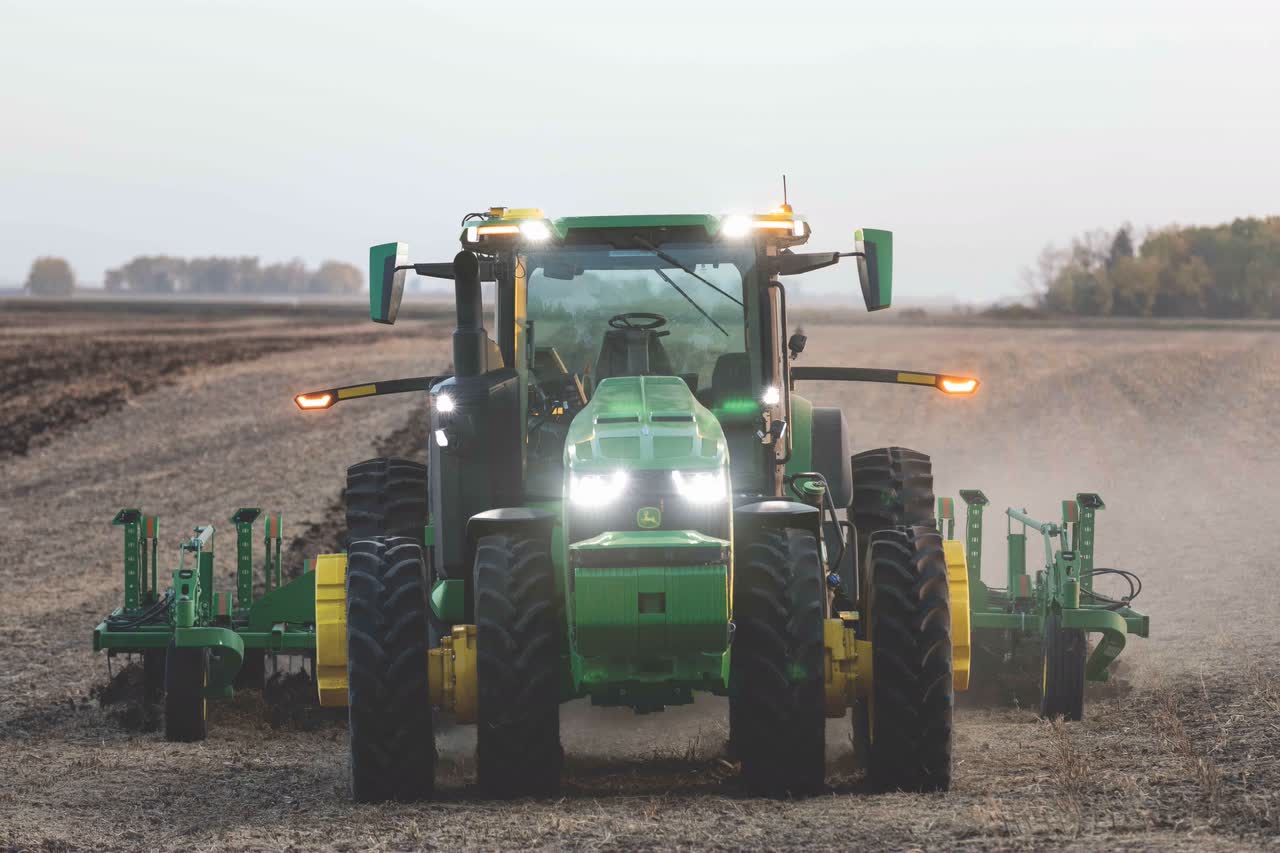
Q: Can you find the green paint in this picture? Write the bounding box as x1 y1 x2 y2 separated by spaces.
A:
957 490 1149 690
368 242 407 324
565 375 727 473
247 570 316 630
231 507 260 613
784 393 814 477
430 578 466 623
553 213 721 239
111 509 144 611
854 228 893 311
175 625 244 695
711 397 763 419
566 526 731 698
94 508 317 717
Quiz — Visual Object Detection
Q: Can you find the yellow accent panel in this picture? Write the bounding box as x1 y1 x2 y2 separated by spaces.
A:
823 618 873 717
337 384 377 400
428 625 478 724
502 207 545 220
896 372 936 386
315 553 349 707
944 539 971 692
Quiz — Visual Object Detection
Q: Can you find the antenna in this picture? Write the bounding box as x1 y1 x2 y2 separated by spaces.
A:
782 174 788 207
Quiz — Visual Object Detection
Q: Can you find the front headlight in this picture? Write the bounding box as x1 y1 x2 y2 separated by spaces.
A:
570 470 629 507
671 469 728 504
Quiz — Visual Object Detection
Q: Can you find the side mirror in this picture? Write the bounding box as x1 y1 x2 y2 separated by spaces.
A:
369 242 408 324
855 228 893 312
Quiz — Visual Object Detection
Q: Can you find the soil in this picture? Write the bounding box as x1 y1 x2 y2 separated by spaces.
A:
1 307 1277 851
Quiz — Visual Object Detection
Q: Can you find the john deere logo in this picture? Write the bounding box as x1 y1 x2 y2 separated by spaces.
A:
637 507 662 529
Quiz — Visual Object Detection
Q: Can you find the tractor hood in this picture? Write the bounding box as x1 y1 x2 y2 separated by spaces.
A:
565 376 727 472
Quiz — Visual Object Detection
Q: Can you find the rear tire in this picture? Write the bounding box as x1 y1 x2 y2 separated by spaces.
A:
346 537 435 802
730 526 826 796
164 640 209 742
346 458 448 646
851 447 936 568
345 458 429 545
475 533 563 798
865 525 953 792
1039 612 1086 721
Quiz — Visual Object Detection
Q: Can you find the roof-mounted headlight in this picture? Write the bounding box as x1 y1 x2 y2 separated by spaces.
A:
720 214 807 239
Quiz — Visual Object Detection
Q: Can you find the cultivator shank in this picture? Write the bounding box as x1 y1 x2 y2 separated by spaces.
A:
941 491 1149 719
93 507 318 739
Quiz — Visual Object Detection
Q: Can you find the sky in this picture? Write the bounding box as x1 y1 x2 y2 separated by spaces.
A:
1 0 1277 302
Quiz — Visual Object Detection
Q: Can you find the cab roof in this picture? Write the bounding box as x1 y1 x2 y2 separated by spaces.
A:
462 207 810 246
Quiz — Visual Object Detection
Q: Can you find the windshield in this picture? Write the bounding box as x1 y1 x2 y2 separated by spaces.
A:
523 243 753 390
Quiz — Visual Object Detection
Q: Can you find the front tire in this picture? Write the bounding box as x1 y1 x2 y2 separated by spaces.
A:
164 640 208 742
730 525 827 796
346 537 435 802
865 525 953 792
1039 611 1086 721
474 533 563 798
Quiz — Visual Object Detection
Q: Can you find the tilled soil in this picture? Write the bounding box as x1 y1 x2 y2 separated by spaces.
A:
1 310 1277 851
0 310 417 458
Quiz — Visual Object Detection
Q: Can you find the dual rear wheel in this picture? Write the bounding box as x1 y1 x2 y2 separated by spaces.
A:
344 524 562 800
850 447 954 792
728 518 954 795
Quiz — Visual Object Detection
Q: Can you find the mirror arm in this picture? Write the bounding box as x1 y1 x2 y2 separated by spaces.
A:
791 366 979 395
294 374 451 410
407 262 453 279
402 260 500 281
773 250 866 277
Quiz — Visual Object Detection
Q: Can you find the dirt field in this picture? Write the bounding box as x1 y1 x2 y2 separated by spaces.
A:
1 307 1278 851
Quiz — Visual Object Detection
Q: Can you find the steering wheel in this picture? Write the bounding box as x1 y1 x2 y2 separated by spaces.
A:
608 312 668 331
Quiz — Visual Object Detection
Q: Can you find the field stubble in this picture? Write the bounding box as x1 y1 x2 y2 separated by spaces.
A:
1 309 1277 851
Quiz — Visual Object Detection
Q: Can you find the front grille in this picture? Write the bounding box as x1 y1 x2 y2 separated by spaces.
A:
566 469 731 544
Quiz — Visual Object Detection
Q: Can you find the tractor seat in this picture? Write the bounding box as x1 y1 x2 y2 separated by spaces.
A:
593 327 675 384
697 352 756 422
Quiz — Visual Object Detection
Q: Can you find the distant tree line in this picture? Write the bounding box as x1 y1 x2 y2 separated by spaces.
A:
102 256 363 295
1031 217 1280 318
22 254 364 296
24 257 76 296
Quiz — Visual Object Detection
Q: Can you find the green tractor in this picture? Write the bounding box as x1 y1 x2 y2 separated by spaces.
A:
297 206 980 800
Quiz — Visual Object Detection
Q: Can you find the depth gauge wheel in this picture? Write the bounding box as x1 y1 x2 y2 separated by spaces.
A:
346 536 435 802
1039 611 1086 721
864 525 953 792
474 533 563 798
164 640 209 742
729 525 826 796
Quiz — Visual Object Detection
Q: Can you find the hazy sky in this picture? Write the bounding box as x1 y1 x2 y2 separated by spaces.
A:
2 0 1277 301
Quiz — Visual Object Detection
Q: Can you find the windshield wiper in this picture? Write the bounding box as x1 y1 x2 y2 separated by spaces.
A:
653 268 729 336
632 236 744 307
